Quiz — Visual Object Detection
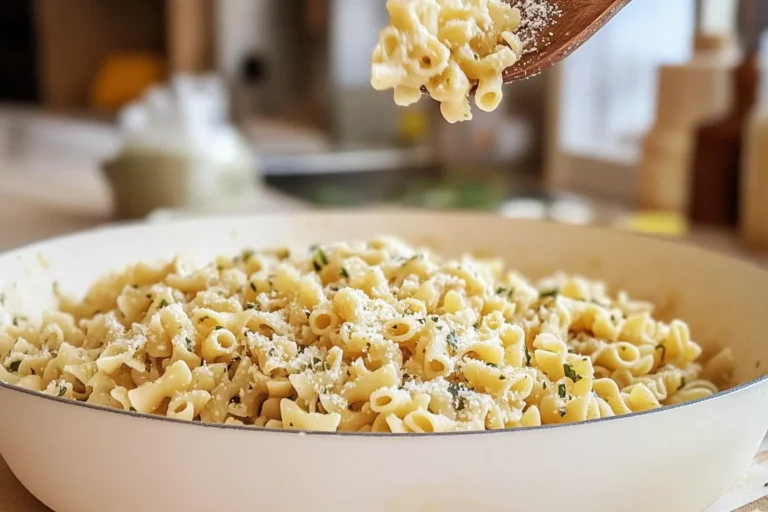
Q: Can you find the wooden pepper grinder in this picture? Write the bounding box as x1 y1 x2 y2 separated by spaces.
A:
741 23 768 249
688 0 764 226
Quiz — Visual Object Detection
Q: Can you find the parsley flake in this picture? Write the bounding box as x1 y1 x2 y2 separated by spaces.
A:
446 329 458 350
8 360 21 373
559 408 567 417
214 326 224 331
539 289 559 299
523 344 532 366
158 299 169 309
185 337 194 351
340 267 350 279
558 383 567 398
448 382 469 411
312 248 329 272
57 385 66 397
563 363 582 382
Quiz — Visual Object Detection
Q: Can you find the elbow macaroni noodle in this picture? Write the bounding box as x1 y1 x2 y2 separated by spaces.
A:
371 0 524 123
0 238 732 433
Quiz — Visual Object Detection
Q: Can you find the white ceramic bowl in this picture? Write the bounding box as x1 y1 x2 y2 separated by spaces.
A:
0 211 766 512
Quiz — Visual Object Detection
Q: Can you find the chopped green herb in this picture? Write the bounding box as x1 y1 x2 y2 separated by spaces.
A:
446 329 458 350
158 299 170 309
416 318 426 325
12 317 18 327
473 321 479 329
542 382 547 390
558 383 567 398
312 357 322 367
249 282 257 292
764 482 768 487
430 316 439 323
323 362 331 371
312 249 329 272
57 385 66 397
563 363 582 382
448 382 469 411
268 348 276 357
8 360 21 372
436 325 443 331
678 378 686 391
539 289 559 299
185 337 194 351
496 286 507 295
214 326 224 331
340 267 350 278
245 303 258 310
523 344 532 366
487 362 498 368
559 408 567 418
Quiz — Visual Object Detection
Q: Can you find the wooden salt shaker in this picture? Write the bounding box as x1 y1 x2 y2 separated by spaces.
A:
638 32 736 212
638 0 739 213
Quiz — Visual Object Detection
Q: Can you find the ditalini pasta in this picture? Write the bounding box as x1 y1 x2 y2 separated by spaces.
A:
0 238 732 433
371 0 524 123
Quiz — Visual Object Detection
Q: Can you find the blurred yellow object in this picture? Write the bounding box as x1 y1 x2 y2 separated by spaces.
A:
398 107 428 144
614 211 689 237
90 53 166 111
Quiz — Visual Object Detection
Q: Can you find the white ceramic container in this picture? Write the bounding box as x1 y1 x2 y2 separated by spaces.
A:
0 211 766 512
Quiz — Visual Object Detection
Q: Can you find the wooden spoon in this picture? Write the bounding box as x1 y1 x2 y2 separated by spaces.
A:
503 0 634 82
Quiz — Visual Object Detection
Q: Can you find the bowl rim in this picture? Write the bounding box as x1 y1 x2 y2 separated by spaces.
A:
0 209 766 438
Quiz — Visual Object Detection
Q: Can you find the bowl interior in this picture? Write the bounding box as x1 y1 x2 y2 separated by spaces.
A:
0 210 766 386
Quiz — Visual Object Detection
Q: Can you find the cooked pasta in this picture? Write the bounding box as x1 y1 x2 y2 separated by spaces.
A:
0 238 732 433
371 0 524 123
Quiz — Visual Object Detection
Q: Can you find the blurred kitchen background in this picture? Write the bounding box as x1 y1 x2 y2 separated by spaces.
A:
1 0 767 261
